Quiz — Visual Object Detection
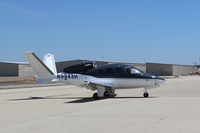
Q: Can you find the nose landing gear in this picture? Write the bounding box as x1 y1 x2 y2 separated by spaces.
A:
143 92 149 98
143 88 149 98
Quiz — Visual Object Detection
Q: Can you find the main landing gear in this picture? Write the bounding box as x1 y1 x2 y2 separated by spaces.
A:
93 93 98 99
93 90 116 99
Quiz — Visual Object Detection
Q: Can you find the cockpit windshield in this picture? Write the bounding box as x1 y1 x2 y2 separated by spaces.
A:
130 67 143 75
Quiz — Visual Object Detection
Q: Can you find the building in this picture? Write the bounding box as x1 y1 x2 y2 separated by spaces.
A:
0 62 18 77
0 60 198 77
146 63 197 76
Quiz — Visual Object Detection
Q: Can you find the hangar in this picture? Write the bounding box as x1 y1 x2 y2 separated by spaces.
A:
0 62 18 77
146 63 197 76
0 60 198 77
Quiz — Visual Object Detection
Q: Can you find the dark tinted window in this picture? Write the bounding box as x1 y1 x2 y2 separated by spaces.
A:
106 68 113 73
98 69 104 74
115 67 122 73
126 68 131 74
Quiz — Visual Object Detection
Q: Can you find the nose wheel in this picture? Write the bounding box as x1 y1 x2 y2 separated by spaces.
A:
143 92 149 98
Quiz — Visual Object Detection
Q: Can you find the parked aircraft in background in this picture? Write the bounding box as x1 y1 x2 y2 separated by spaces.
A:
24 52 165 99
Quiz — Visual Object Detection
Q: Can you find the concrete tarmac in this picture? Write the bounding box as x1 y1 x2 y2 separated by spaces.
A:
0 76 200 133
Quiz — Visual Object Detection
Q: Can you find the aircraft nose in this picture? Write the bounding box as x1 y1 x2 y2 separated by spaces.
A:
156 77 165 85
152 75 165 85
146 73 165 85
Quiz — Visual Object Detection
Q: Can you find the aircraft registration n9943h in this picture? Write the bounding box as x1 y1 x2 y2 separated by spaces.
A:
24 52 165 99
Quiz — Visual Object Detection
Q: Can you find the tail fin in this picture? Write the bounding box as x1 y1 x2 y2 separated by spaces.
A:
24 52 56 83
43 53 57 75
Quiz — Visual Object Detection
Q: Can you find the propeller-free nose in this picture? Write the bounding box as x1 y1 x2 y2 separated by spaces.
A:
154 77 165 85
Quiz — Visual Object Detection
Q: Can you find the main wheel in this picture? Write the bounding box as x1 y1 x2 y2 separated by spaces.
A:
93 93 99 99
104 91 110 97
143 92 149 98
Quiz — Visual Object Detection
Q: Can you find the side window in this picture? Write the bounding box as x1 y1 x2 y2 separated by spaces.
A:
98 69 104 74
126 68 131 74
116 67 122 73
106 68 113 73
115 67 124 75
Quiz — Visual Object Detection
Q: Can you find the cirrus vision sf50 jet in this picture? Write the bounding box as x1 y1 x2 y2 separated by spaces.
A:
24 52 165 99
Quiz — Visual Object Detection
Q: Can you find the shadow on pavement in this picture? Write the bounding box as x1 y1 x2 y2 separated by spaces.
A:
9 95 157 103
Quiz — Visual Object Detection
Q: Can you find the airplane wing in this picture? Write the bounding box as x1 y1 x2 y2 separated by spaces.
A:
85 80 117 97
87 81 117 88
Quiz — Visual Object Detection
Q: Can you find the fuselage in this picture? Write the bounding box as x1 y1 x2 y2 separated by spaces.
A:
57 63 165 90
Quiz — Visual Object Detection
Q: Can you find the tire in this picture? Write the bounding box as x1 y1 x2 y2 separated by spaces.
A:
143 92 149 98
93 93 99 99
104 91 110 97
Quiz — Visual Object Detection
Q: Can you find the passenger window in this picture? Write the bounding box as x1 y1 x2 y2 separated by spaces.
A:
116 67 122 73
106 68 113 73
126 68 131 74
98 69 103 74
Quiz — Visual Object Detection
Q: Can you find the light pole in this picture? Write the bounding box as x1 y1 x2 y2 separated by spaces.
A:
199 53 200 66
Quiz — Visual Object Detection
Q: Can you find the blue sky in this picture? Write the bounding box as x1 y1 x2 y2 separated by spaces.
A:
0 0 200 65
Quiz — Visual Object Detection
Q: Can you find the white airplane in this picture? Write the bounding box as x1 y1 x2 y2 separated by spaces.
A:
24 52 165 99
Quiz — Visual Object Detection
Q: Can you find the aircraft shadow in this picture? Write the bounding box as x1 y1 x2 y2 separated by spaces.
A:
65 96 157 103
9 96 91 101
9 96 157 103
9 96 106 103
